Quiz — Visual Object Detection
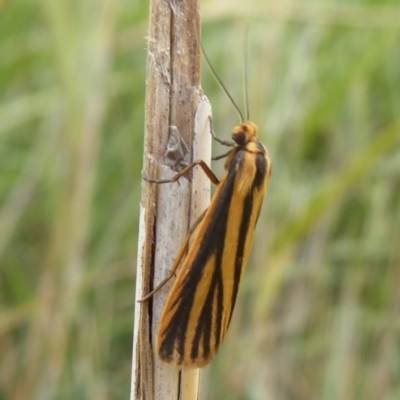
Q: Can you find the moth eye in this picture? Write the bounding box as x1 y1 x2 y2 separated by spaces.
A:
232 131 247 146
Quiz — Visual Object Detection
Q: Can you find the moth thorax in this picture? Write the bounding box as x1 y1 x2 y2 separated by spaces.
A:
232 121 259 146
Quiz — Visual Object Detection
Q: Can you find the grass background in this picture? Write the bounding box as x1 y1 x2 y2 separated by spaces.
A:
1 0 400 399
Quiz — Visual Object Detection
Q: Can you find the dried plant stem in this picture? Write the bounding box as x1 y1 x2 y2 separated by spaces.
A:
130 0 211 399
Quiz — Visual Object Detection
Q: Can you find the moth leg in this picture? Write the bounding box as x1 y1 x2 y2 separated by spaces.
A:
212 150 231 161
143 159 220 186
138 209 207 302
208 116 235 147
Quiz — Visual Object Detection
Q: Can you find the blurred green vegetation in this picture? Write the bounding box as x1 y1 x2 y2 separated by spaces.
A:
1 1 400 399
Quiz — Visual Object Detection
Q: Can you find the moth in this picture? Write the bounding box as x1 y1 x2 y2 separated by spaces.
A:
142 41 271 368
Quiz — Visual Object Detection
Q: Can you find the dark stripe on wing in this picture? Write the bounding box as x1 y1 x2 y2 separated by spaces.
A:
158 159 238 363
229 150 268 323
190 246 224 361
253 146 268 188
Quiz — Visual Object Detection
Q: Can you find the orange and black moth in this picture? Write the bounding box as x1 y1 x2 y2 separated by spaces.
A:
144 120 271 368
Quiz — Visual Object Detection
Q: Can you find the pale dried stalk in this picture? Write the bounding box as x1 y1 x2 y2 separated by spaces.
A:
130 0 211 399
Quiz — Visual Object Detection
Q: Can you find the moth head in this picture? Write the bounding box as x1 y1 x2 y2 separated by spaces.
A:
231 121 259 146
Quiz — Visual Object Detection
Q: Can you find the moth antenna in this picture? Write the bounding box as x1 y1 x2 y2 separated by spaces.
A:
243 23 251 121
201 42 244 123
